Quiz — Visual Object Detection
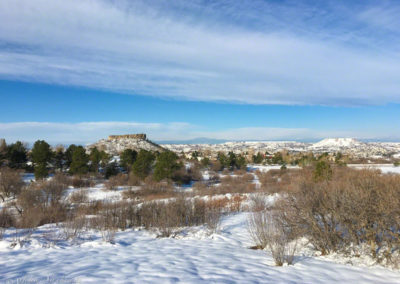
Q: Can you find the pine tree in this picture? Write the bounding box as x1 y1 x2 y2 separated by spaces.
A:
69 146 89 175
89 147 102 172
120 149 138 171
154 151 181 181
132 150 155 179
7 141 28 169
31 140 53 179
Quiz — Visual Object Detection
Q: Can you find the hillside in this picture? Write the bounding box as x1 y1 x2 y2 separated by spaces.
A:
87 134 165 155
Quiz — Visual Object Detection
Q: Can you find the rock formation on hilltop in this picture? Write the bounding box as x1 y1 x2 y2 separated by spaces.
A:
87 134 164 155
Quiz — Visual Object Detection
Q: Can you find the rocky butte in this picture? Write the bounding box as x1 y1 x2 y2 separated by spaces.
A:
87 134 164 155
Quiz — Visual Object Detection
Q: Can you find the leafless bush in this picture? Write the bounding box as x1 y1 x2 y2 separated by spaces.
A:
52 172 71 188
0 207 15 228
248 210 270 249
105 173 129 190
62 216 86 240
248 209 298 265
128 173 141 186
101 227 116 243
69 189 88 204
249 194 269 212
205 208 221 233
71 175 94 188
278 167 400 267
0 167 24 201
96 196 224 238
15 179 69 227
216 175 256 195
256 169 300 194
123 178 176 201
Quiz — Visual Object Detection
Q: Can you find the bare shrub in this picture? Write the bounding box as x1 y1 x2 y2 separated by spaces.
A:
249 194 269 212
69 189 88 204
205 208 221 233
105 173 129 190
193 182 208 193
128 173 141 186
256 169 301 194
229 195 246 212
101 227 116 243
124 178 176 201
15 179 69 227
71 175 94 188
62 216 86 240
52 172 71 187
248 210 270 249
112 196 224 237
0 167 24 201
279 167 400 267
248 209 298 265
0 208 15 228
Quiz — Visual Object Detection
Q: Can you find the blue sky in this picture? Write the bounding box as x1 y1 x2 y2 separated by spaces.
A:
1 0 400 144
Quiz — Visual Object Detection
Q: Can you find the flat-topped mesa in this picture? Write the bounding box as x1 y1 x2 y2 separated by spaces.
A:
108 134 147 140
87 133 165 155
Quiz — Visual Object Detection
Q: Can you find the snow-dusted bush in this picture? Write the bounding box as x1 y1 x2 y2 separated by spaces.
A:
248 209 298 266
62 216 86 240
279 167 400 267
69 189 88 204
15 179 69 227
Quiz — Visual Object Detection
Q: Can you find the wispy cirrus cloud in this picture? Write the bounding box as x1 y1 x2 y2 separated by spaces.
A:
1 0 400 105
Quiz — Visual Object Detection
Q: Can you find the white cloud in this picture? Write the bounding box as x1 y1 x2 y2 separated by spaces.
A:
0 0 400 105
0 122 398 145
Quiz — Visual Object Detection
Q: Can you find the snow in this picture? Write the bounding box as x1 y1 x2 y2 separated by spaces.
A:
21 173 35 183
1 213 399 283
312 138 363 148
248 164 300 172
349 164 400 174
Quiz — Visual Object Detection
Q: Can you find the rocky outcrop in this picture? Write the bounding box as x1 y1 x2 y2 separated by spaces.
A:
87 134 164 155
108 134 147 140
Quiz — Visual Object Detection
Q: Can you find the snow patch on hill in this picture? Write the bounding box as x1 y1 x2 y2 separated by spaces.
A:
312 138 364 148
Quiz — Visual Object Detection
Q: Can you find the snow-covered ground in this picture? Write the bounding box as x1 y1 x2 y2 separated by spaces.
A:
348 164 400 174
1 213 399 283
247 164 300 172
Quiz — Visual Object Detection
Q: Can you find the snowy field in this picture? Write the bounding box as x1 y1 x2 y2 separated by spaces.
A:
1 165 399 283
1 213 400 283
348 164 400 174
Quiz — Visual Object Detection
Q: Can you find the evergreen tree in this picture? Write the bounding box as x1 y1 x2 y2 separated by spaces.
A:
99 150 110 168
132 150 155 179
6 141 28 169
252 152 264 164
31 140 53 179
0 139 7 166
104 162 119 179
120 149 138 171
217 152 228 169
314 160 332 182
65 144 78 167
272 152 284 165
69 146 89 175
236 154 247 170
154 151 181 181
53 146 65 171
228 151 237 169
89 147 102 172
200 157 210 168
